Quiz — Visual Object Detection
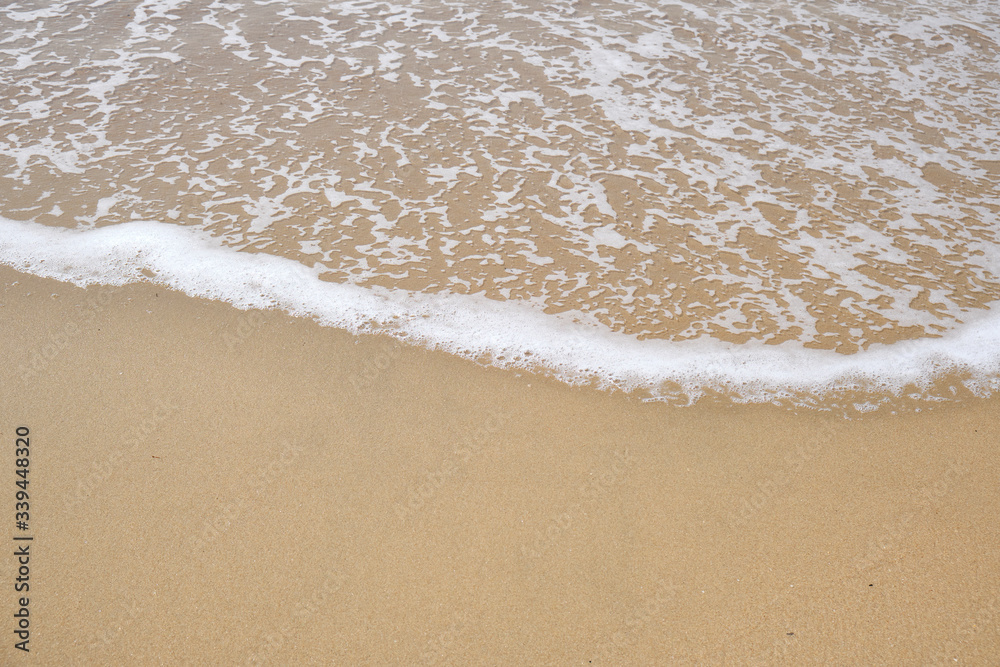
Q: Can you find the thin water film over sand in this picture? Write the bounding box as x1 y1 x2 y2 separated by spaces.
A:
1 0 999 374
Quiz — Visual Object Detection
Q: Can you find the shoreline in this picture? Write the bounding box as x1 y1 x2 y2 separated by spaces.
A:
4 217 999 413
1 265 998 664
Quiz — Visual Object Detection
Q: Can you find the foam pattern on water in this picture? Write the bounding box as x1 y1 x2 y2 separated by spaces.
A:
1 0 999 405
2 217 999 409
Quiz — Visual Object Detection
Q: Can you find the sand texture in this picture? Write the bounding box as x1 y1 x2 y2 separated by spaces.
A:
1 266 998 665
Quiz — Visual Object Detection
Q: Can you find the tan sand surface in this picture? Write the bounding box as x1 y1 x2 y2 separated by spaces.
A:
1 266 998 665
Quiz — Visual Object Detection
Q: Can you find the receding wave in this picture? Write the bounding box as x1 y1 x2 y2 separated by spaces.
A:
1 0 999 409
3 218 999 411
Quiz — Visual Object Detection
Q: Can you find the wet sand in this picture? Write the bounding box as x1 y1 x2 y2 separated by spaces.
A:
1 265 998 665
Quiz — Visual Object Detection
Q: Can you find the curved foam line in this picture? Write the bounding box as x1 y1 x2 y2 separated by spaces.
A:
2 217 998 405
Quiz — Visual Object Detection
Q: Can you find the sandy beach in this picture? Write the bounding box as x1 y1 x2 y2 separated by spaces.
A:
3 0 1000 663
1 265 997 664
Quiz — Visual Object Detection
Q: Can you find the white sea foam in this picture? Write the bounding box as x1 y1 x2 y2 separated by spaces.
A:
2 217 998 408
2 0 999 409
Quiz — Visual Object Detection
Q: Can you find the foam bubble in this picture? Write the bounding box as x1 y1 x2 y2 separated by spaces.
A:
2 217 998 409
2 0 999 409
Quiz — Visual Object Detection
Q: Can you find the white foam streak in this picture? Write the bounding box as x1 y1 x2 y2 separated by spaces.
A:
2 217 998 407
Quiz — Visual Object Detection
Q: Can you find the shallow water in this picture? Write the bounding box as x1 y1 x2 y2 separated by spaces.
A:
2 0 999 407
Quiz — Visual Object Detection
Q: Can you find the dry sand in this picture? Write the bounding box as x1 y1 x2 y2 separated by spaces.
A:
1 265 998 665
